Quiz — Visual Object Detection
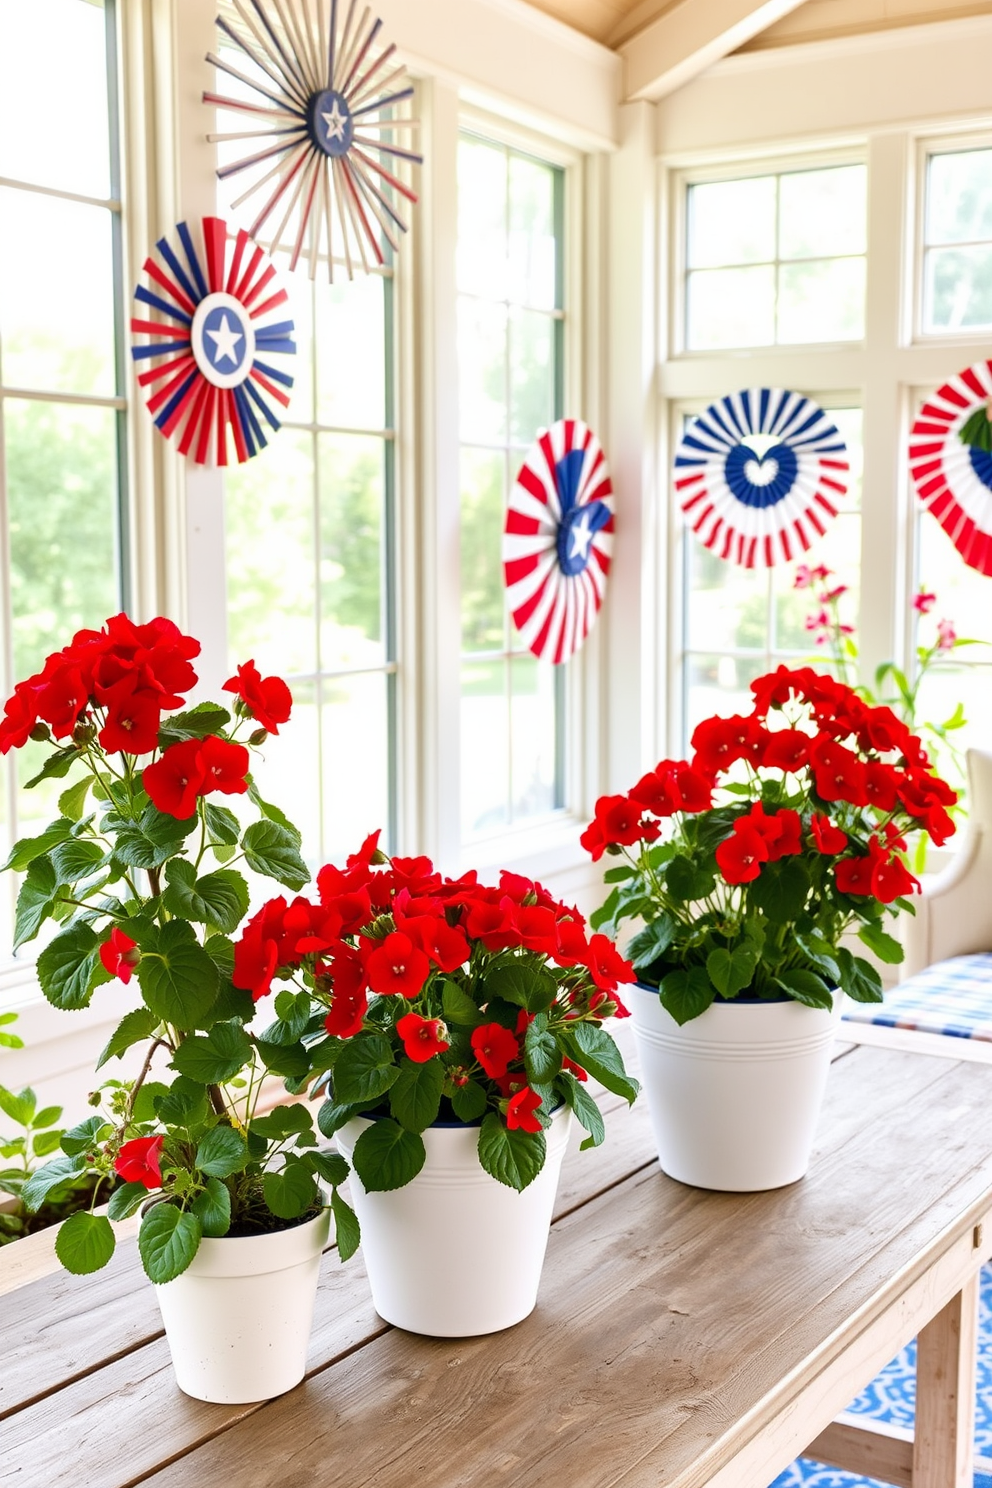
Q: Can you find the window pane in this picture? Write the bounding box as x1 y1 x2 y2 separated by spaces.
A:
0 188 117 396
685 654 767 738
318 433 384 670
461 447 506 652
686 545 766 658
778 257 866 343
276 262 314 427
322 672 390 861
509 308 555 446
5 399 119 677
253 677 319 859
687 177 776 268
315 276 386 429
926 149 992 246
461 661 509 837
923 246 992 332
779 165 866 259
508 154 557 308
459 298 508 445
458 138 507 300
0 0 111 199
510 655 556 819
226 430 317 677
686 265 775 349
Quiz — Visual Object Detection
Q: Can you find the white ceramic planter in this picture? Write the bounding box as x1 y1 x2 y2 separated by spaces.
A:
149 1205 330 1403
336 1106 572 1337
628 983 843 1192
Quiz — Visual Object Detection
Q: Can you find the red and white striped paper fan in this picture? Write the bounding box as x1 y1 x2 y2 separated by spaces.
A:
909 360 992 576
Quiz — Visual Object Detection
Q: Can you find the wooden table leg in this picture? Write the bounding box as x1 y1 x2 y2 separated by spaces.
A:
912 1273 979 1488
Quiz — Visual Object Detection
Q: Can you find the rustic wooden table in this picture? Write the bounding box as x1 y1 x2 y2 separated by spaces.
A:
3 1040 992 1488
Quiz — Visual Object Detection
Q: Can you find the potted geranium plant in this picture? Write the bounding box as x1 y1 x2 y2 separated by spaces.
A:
230 841 639 1337
582 664 956 1193
0 614 358 1403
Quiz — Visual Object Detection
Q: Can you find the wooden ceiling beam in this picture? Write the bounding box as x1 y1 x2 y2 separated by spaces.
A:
619 0 808 99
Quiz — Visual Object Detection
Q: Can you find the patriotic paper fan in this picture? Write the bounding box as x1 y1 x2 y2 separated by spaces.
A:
674 388 849 569
130 216 295 466
504 419 614 665
909 360 992 576
206 0 421 280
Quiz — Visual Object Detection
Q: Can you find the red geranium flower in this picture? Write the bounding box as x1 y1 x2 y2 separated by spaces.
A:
834 854 875 896
629 765 681 817
114 1135 164 1189
99 927 140 984
321 944 368 1038
98 675 163 755
470 1022 520 1079
506 1086 544 1133
0 681 41 753
223 659 293 734
810 739 868 806
872 853 919 904
762 729 811 772
233 897 289 1000
142 738 205 818
396 1012 450 1063
198 734 250 796
811 814 848 854
691 714 767 773
715 823 770 885
364 931 430 998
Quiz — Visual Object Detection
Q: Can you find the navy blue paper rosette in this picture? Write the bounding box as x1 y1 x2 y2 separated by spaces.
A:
674 388 850 569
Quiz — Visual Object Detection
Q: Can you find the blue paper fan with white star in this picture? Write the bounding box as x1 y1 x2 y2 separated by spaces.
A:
504 419 614 665
130 216 295 465
205 0 421 280
674 388 849 569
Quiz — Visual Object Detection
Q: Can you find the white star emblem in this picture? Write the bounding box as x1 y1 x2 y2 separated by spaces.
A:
568 512 595 561
205 313 244 367
322 99 348 143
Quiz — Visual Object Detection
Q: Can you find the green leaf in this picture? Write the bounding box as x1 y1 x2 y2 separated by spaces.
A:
242 820 309 891
24 747 80 790
59 776 92 822
352 1119 426 1192
96 1007 160 1070
706 944 759 999
158 703 232 747
560 1070 606 1150
21 1153 86 1211
163 863 250 935
61 1115 111 1155
250 1105 315 1140
263 1162 317 1220
138 1203 203 1283
108 1181 150 1221
112 805 198 870
481 962 557 1014
37 922 106 1010
524 1018 561 1086
204 803 241 845
191 1177 232 1237
589 887 621 934
749 859 811 924
793 933 840 983
3 817 75 871
196 1125 249 1179
836 946 884 1004
665 855 716 903
32 1129 64 1157
135 920 220 1030
603 864 636 883
203 933 236 977
132 1080 171 1124
774 968 834 1010
50 838 105 886
331 1189 360 1261
449 1079 488 1123
441 979 484 1026
170 1022 252 1083
307 1149 349 1187
658 966 714 1026
55 1212 116 1274
255 1038 310 1078
333 1033 400 1105
13 857 57 951
317 1099 367 1138
478 1111 545 1191
272 988 312 1041
0 1084 35 1127
857 922 904 965
626 914 678 970
389 1057 445 1133
32 1104 63 1130
154 1076 210 1127
562 1021 640 1103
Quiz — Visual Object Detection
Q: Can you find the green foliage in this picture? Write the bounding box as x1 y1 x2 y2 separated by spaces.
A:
478 1112 546 1191
55 1212 116 1274
241 820 309 891
135 921 220 1029
352 1119 426 1192
138 1204 203 1284
389 1057 445 1133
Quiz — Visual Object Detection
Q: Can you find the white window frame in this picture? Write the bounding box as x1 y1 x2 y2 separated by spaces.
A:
913 128 992 346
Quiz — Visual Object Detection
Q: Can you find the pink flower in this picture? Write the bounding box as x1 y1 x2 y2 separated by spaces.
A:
936 618 957 651
913 589 937 615
804 609 830 633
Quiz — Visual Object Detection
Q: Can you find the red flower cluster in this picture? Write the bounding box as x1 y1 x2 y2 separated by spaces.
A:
223 660 293 735
0 614 199 756
114 1135 164 1189
142 734 250 818
99 927 140 984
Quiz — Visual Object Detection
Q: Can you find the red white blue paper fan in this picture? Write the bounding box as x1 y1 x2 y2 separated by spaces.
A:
205 0 421 280
909 360 992 576
674 388 849 569
130 216 295 466
504 419 614 665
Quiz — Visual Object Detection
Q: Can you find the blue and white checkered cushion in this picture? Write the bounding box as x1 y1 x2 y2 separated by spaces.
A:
843 953 992 1042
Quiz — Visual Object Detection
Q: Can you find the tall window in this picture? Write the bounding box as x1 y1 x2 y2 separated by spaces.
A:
921 144 992 334
684 163 867 350
457 133 566 841
0 0 126 956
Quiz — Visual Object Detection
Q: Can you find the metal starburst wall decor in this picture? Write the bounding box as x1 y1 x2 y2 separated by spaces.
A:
205 0 421 279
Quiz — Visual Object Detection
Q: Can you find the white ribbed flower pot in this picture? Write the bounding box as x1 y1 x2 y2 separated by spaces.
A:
629 983 843 1191
336 1107 572 1337
149 1206 330 1403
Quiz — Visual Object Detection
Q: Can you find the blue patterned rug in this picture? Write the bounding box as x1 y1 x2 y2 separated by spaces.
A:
768 1264 992 1487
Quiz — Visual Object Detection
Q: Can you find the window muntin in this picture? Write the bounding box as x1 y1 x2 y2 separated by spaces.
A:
684 164 867 351
457 134 566 842
0 0 126 959
921 146 992 334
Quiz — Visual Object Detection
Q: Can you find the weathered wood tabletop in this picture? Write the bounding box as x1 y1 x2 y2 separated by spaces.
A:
3 1040 992 1488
